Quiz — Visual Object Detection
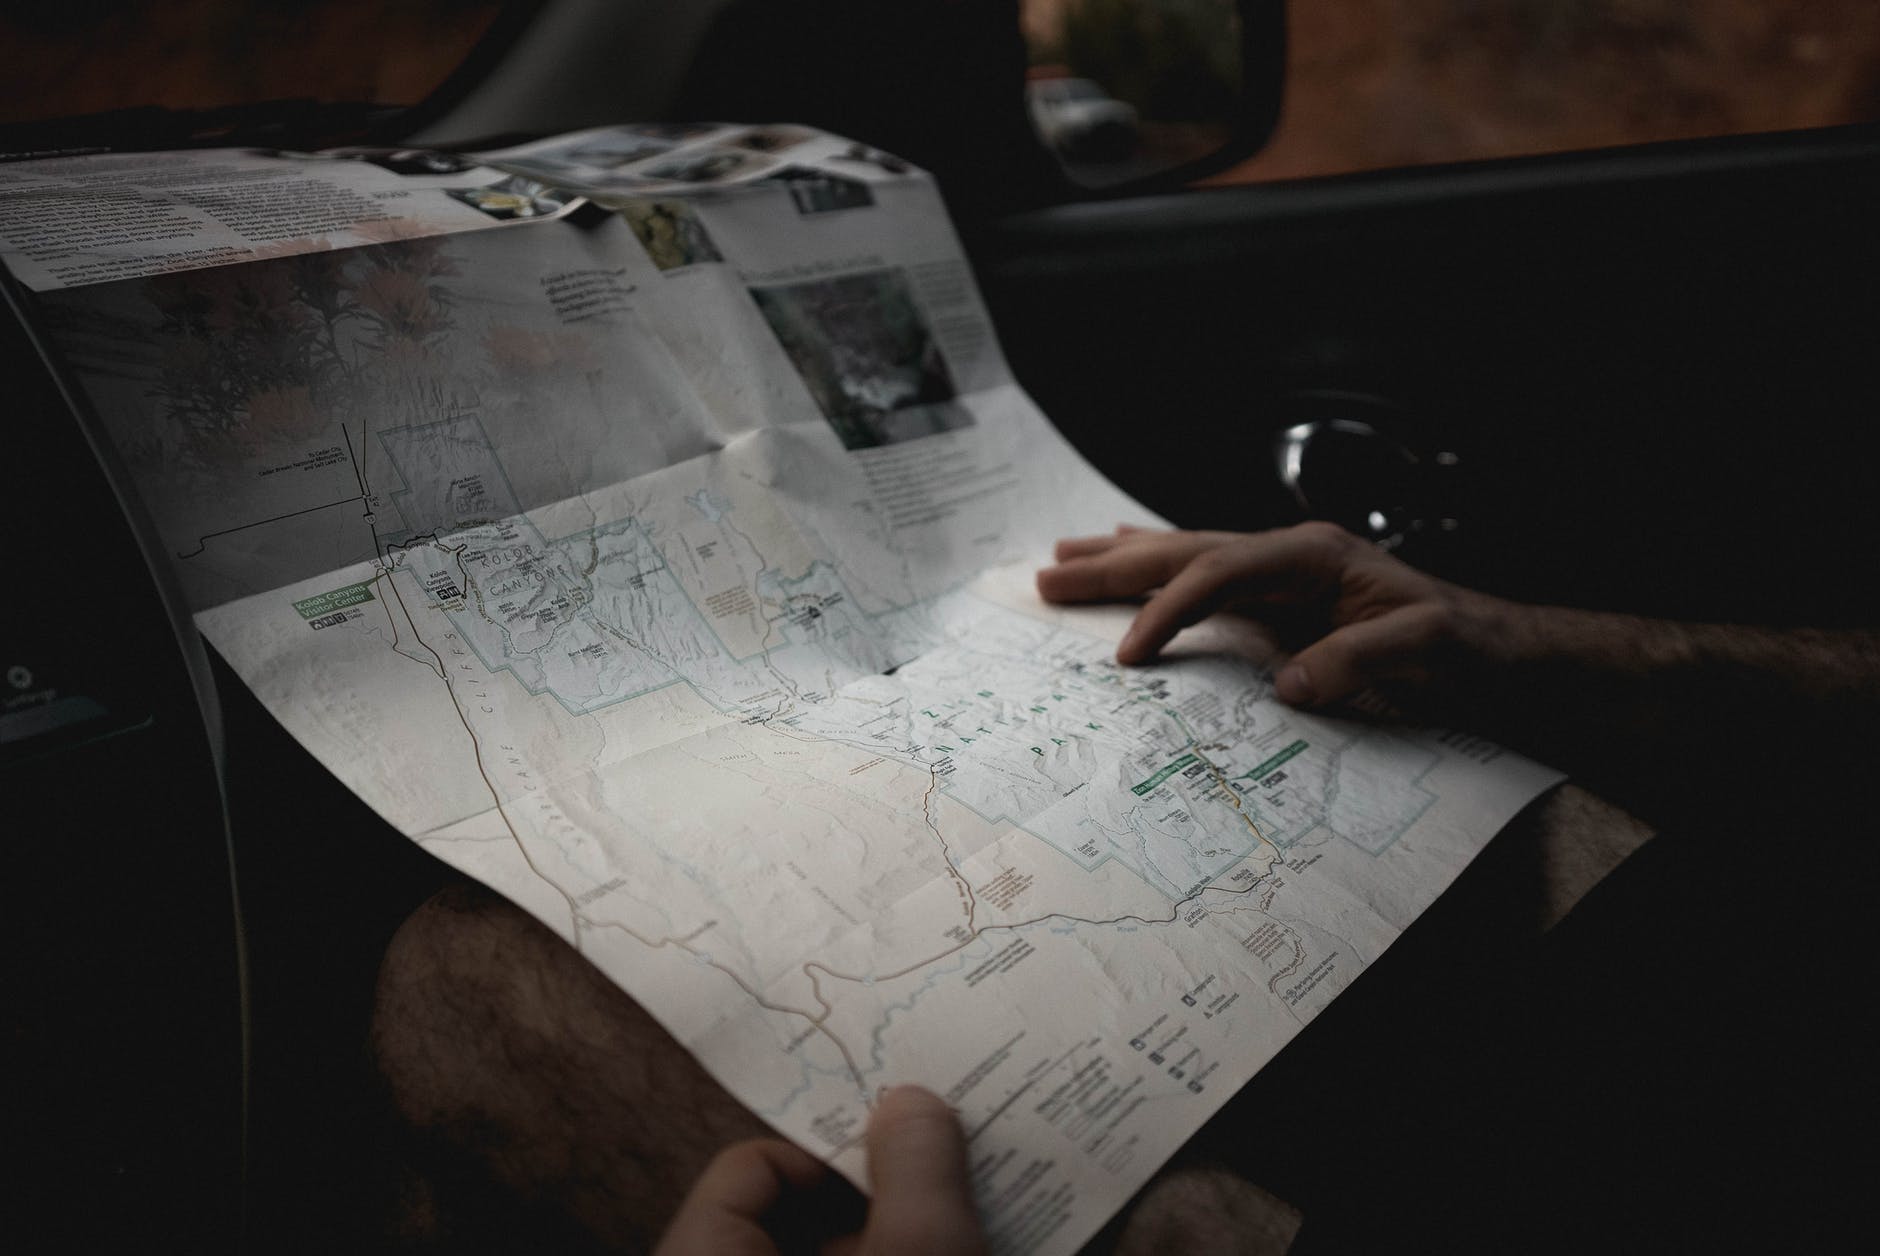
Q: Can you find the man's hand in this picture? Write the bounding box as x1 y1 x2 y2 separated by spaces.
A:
1036 522 1521 709
655 1085 987 1256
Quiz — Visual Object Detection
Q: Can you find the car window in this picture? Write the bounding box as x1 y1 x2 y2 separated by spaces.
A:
1218 0 1880 183
7 2 1878 197
1022 0 1880 189
0 0 503 129
1022 0 1242 187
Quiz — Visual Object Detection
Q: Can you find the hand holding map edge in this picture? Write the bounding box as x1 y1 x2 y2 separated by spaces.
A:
657 1086 986 1256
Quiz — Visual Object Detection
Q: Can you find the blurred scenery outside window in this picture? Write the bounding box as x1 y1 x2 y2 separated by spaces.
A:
1022 0 1242 185
1023 0 1880 184
0 0 500 129
2 0 1880 182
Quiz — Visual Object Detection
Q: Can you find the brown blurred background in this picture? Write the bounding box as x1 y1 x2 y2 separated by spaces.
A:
1228 0 1880 181
4 0 1879 181
0 0 499 126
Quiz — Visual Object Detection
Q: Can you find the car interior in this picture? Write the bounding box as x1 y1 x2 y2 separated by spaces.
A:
7 1 1878 1250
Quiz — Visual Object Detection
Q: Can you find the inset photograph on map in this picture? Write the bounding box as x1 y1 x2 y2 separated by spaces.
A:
445 175 575 220
764 167 875 215
330 147 480 176
639 149 766 185
562 134 676 168
830 142 914 176
749 269 971 450
621 200 724 271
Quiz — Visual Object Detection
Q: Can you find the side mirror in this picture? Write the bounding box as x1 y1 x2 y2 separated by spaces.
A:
1020 0 1285 192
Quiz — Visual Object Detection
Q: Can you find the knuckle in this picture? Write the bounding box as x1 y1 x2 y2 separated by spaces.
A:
1293 519 1354 551
1188 544 1240 578
1402 601 1456 647
1195 537 1255 582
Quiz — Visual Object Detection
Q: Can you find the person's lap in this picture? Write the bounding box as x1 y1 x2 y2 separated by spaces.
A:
371 783 1654 1252
1285 790 1877 1254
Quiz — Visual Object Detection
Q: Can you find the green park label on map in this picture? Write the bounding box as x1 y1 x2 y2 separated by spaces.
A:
1132 753 1199 796
292 581 377 620
1243 739 1308 782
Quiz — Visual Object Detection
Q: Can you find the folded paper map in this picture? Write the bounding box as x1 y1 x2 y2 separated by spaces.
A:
2 123 1559 1255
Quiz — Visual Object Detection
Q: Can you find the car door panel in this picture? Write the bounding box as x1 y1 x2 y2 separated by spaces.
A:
974 126 1880 625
